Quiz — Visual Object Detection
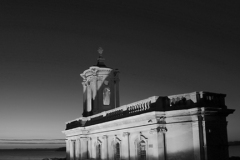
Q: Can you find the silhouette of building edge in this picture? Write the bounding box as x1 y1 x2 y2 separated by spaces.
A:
62 49 234 160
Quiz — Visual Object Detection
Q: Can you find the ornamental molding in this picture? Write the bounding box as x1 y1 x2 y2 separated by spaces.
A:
156 116 166 124
97 137 102 144
80 137 89 141
87 137 92 141
62 127 85 136
140 132 148 140
150 126 167 134
81 129 90 134
115 135 121 142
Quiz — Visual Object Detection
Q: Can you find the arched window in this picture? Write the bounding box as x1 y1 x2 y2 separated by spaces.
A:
115 142 120 160
103 88 110 105
96 143 101 160
140 140 146 160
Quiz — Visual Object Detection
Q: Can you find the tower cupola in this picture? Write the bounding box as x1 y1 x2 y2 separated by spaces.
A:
80 48 120 117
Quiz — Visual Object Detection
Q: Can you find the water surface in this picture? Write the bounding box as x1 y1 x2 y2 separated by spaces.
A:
0 149 65 160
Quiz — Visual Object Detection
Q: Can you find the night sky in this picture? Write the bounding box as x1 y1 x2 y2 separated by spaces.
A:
0 0 240 149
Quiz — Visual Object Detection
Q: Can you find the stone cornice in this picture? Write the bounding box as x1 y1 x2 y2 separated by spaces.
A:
65 106 233 132
62 127 89 137
67 106 233 134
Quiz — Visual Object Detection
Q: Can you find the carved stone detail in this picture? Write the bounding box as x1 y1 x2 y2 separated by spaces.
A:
115 135 121 142
156 116 166 124
150 126 167 134
97 137 102 144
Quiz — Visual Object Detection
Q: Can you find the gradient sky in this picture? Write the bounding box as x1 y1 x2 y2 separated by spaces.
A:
0 1 240 149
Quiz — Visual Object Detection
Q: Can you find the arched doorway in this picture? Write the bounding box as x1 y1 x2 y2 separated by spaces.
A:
140 140 146 160
115 142 120 160
96 143 101 160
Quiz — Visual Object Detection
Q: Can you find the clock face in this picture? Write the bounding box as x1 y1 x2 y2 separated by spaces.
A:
104 80 109 85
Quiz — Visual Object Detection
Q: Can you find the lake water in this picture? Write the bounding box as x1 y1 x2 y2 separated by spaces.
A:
0 150 66 160
0 146 239 160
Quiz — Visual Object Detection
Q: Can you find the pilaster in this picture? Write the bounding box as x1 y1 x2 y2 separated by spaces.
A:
82 82 87 116
66 140 70 160
192 120 202 160
150 126 167 160
123 132 130 160
80 137 88 160
87 83 92 113
69 140 76 160
87 137 92 159
75 139 80 160
102 135 109 160
93 77 98 113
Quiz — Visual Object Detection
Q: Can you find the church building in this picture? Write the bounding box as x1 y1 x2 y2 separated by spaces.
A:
62 48 234 160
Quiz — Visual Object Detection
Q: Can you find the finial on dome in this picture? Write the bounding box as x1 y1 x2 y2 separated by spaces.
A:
98 47 103 56
96 47 106 67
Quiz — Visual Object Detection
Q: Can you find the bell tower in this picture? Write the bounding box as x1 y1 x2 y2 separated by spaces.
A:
80 48 120 117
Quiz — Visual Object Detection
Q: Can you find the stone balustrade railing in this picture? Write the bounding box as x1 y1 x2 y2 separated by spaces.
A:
167 91 226 108
66 92 226 130
66 96 158 130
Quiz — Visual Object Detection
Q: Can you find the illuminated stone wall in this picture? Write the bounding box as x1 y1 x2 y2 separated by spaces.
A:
63 99 234 160
63 53 234 160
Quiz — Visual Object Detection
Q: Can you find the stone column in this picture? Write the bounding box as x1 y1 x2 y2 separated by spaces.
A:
93 77 98 113
80 137 88 160
69 140 73 160
69 140 76 160
91 77 97 100
87 82 92 113
123 132 130 160
97 77 103 113
88 137 92 159
102 135 108 160
82 82 87 115
76 139 80 160
66 140 70 160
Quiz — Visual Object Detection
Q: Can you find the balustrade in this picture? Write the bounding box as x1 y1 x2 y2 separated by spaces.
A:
66 96 158 129
66 92 226 130
168 91 226 109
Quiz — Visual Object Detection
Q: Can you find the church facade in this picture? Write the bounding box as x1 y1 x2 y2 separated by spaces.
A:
63 49 234 160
